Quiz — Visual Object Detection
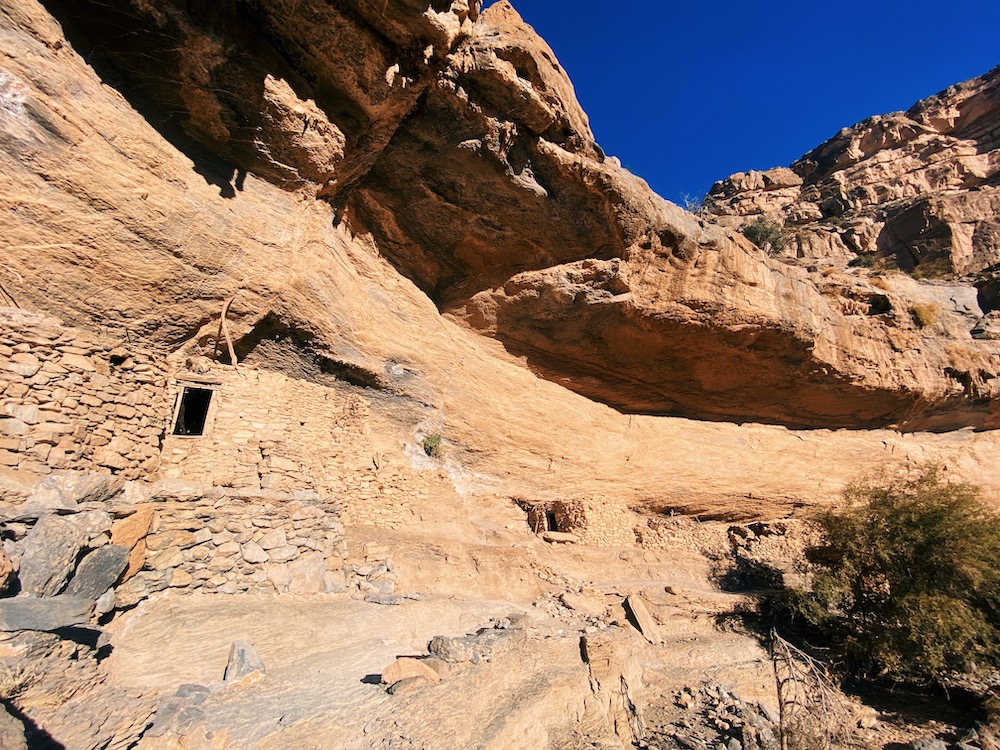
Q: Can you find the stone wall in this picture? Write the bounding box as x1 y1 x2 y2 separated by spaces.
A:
118 484 354 604
635 516 729 559
0 310 447 529
525 498 639 547
0 476 400 611
158 366 434 529
0 309 168 479
574 499 639 547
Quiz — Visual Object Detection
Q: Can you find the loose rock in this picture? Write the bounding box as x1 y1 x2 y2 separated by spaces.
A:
18 515 93 596
64 545 129 600
624 594 663 645
223 640 265 686
0 596 92 631
387 676 430 696
380 657 442 685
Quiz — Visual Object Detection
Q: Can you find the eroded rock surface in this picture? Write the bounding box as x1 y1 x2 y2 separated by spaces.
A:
1 0 997 430
705 67 1000 300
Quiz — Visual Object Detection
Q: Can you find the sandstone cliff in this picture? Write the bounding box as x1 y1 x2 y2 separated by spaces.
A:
705 67 1000 310
2 4 1000 748
1 0 999 513
1 1 997 434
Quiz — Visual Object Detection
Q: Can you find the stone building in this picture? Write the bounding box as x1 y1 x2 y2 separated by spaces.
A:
0 308 443 528
522 497 638 547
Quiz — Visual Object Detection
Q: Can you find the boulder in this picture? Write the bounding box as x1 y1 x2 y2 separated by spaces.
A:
223 640 265 686
22 473 124 514
428 627 527 664
623 595 663 645
322 569 347 593
18 514 105 596
94 588 116 616
287 552 326 594
0 596 92 631
64 545 129 600
420 657 451 678
380 657 442 685
110 504 155 581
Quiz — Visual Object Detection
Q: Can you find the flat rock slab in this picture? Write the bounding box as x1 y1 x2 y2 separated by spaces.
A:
541 531 580 544
560 591 607 617
64 545 129 600
624 595 663 645
428 627 527 664
387 675 430 696
23 473 124 514
0 596 92 631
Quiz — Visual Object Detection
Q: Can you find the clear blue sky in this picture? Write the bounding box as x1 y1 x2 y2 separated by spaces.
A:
486 1 1000 204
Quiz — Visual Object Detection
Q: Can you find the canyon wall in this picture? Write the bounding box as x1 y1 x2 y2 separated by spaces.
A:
0 0 998 516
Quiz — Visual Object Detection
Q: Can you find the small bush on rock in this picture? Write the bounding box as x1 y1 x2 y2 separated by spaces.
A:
741 216 788 255
788 466 1000 681
422 433 442 458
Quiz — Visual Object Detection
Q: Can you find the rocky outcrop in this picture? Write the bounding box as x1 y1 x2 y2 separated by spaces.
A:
705 67 1000 294
2 0 997 430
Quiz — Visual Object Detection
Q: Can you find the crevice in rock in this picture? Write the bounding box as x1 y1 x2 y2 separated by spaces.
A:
230 312 388 391
1 699 65 750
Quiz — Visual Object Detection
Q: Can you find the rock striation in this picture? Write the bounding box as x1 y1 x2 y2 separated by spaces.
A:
0 0 996 430
2 4 1000 748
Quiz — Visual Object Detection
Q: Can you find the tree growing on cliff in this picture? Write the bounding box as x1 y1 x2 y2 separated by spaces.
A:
741 216 789 255
788 466 1000 681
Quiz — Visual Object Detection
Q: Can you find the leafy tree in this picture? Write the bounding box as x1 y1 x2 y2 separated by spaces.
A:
789 466 1000 681
741 216 789 254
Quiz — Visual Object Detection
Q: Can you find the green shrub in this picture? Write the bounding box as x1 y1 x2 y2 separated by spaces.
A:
789 466 1000 680
741 216 788 255
422 433 442 458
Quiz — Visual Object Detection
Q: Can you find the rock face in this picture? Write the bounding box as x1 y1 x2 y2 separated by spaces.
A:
1 0 1000 521
2 0 996 431
705 67 1000 296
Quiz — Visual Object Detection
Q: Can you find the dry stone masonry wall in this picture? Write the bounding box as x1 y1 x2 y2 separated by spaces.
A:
0 475 400 615
158 365 435 529
120 485 354 603
526 498 639 547
0 309 168 478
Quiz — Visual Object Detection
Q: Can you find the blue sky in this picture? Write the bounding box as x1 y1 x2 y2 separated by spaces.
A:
485 1 1000 204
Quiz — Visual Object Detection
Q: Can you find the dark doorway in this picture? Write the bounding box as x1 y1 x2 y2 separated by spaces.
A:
172 387 213 436
545 512 559 532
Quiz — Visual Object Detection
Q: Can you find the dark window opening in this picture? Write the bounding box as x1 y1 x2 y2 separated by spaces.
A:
545 512 559 533
173 387 213 436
